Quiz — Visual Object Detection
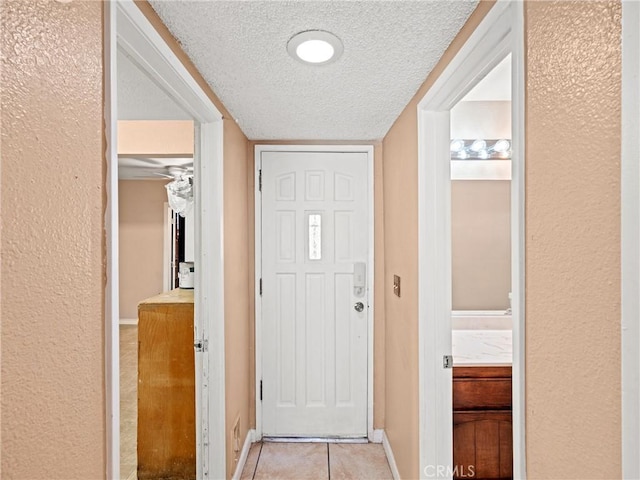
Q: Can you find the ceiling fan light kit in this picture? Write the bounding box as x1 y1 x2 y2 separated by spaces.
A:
166 175 194 217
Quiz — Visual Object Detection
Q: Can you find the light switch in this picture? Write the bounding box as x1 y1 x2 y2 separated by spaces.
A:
393 275 401 297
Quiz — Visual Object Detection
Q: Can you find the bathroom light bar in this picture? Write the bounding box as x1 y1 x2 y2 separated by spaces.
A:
450 139 512 160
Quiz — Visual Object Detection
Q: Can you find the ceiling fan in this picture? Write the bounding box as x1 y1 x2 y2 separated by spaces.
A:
118 155 194 216
117 155 193 180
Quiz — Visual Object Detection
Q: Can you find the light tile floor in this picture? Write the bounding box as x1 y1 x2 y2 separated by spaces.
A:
120 325 138 480
241 442 394 480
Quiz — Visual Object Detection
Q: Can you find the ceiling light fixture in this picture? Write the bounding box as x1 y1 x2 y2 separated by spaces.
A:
287 30 343 65
165 171 194 217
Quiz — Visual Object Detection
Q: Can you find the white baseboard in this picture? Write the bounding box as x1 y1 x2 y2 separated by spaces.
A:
382 431 400 480
232 429 256 480
119 318 138 325
370 429 384 443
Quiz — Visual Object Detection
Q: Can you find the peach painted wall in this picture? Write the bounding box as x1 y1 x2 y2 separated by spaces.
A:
381 2 495 478
246 140 386 430
382 0 622 477
524 1 621 477
119 181 168 319
134 3 252 477
451 180 511 311
117 121 194 319
223 122 251 473
1 0 105 477
118 120 194 156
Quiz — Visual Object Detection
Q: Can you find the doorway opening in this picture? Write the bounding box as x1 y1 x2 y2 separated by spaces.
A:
449 54 513 479
105 1 226 478
417 2 525 479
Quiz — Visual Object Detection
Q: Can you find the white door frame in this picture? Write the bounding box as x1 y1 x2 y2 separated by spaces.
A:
417 1 526 478
621 1 640 477
105 1 226 478
253 144 376 441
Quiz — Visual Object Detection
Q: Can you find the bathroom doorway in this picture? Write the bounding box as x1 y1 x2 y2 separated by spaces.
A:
449 55 513 479
416 2 525 478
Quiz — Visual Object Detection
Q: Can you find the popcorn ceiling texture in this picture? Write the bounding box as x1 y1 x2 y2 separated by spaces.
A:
118 49 192 120
149 0 478 140
1 0 105 477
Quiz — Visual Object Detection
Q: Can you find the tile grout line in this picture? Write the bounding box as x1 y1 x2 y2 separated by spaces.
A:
251 443 263 480
327 443 331 480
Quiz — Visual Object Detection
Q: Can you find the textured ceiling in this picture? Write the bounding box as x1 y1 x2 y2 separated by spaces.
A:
148 0 479 141
117 48 191 120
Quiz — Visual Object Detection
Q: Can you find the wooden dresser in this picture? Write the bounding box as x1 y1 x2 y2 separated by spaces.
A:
453 365 512 480
137 289 195 480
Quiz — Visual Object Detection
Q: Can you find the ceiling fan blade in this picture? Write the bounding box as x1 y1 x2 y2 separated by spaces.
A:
153 171 174 179
118 155 163 167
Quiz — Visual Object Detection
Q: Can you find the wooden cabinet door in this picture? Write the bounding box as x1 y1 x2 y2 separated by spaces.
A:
138 301 195 480
453 413 512 480
452 367 512 480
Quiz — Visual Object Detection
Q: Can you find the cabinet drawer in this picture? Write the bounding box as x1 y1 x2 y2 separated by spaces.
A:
453 367 512 410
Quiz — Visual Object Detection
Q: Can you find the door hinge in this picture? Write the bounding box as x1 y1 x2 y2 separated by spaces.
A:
443 355 453 369
258 169 262 192
260 380 263 401
259 278 263 296
194 339 208 352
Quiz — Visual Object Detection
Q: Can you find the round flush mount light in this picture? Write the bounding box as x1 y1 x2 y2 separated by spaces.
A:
287 30 343 65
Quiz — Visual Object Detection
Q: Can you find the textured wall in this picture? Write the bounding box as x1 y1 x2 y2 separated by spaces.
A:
1 0 105 477
223 121 251 475
119 181 168 319
383 0 622 477
525 1 621 477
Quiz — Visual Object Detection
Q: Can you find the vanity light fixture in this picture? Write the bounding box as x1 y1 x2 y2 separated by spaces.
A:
470 139 487 152
287 30 343 65
450 139 512 160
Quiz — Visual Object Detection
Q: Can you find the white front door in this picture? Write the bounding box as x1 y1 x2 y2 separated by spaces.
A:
260 150 371 437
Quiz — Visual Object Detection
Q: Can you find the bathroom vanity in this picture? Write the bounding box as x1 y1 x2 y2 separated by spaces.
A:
137 289 195 480
453 365 512 479
452 328 512 479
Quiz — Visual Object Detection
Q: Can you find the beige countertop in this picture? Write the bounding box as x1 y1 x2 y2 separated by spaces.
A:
139 288 194 306
452 329 512 366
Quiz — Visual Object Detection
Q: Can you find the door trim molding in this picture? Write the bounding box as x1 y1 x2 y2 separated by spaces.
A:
622 1 640 476
105 1 225 478
253 144 375 440
416 1 526 478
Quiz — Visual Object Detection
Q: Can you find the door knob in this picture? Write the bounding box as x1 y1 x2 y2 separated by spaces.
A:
354 302 365 312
